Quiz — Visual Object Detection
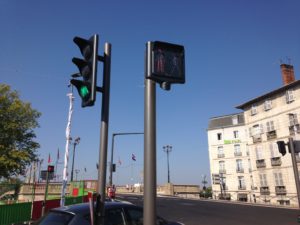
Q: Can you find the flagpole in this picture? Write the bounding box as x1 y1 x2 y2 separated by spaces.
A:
55 149 59 181
60 86 74 207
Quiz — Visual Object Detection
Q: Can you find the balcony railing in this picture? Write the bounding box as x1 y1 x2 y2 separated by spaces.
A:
275 186 287 195
271 157 282 166
266 130 277 140
260 186 270 195
238 185 246 190
236 168 244 173
219 169 226 174
256 159 266 168
234 152 242 157
218 153 225 158
253 135 262 143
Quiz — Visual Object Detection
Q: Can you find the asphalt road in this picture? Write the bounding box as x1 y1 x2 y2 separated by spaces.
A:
117 194 300 225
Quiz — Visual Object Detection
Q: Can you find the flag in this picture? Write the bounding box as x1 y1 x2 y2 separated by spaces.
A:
48 153 51 164
132 153 136 161
57 148 60 162
84 167 87 172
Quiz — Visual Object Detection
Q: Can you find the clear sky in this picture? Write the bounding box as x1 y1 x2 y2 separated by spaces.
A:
1 0 300 186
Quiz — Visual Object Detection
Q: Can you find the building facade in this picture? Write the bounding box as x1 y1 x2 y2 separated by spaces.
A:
208 64 300 207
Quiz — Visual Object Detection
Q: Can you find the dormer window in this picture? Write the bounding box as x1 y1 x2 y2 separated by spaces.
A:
286 90 294 103
251 105 258 115
264 99 272 111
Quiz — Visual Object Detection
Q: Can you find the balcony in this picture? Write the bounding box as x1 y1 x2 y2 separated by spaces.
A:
275 186 287 195
260 186 270 195
217 153 225 158
219 169 226 174
266 130 277 140
238 185 246 190
256 159 266 168
234 151 242 157
271 157 282 166
236 168 244 173
252 135 262 143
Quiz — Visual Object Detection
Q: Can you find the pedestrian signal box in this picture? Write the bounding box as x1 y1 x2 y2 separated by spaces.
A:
146 41 185 90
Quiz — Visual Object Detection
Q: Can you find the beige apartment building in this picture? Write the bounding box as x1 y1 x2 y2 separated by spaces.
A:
208 64 300 207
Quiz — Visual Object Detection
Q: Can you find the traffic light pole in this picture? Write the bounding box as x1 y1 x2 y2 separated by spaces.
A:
144 42 157 225
288 137 300 208
96 43 111 225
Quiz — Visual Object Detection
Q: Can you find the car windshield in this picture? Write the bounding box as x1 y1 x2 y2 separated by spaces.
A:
35 211 74 225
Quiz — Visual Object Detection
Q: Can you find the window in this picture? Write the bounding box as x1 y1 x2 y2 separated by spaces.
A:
232 115 238 125
234 144 241 156
219 161 225 173
253 124 263 136
217 133 222 140
233 130 239 139
217 146 224 158
266 121 275 132
126 207 143 225
251 105 258 115
238 176 245 189
255 145 263 160
236 159 243 172
274 172 284 186
248 159 252 172
259 174 268 187
105 209 126 225
286 90 294 103
270 142 277 158
289 113 299 126
264 99 272 111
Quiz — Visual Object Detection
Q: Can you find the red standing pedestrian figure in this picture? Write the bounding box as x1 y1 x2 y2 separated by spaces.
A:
155 49 165 74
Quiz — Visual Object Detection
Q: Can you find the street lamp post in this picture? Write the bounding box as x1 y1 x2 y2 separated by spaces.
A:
70 137 80 182
163 145 172 183
109 132 143 186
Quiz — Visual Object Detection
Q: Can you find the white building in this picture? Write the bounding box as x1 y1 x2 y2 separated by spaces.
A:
208 64 300 207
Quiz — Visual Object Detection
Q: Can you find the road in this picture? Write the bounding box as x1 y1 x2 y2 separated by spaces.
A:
117 194 300 225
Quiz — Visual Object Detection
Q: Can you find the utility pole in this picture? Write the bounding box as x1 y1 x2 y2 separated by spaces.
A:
163 145 172 183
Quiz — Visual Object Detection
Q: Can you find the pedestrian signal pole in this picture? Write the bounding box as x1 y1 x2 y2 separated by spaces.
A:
144 41 185 225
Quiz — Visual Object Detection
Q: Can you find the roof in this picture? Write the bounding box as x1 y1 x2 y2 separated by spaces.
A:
236 80 300 109
207 113 244 130
51 201 136 215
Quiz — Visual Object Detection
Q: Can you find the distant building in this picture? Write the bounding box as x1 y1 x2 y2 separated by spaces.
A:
208 64 300 207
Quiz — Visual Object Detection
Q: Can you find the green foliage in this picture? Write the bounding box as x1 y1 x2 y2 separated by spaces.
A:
0 84 41 179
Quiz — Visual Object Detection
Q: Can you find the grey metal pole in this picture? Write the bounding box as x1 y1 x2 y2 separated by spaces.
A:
70 142 76 182
288 137 300 208
109 132 143 186
144 41 156 225
109 134 116 187
97 42 111 225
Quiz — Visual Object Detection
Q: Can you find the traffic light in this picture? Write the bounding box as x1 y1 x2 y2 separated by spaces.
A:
146 41 185 90
47 165 54 173
71 35 99 107
277 141 286 156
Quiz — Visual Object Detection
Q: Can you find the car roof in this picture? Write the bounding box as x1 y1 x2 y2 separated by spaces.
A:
50 201 139 216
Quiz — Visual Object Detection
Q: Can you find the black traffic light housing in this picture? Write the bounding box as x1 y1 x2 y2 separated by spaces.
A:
47 165 55 173
277 141 287 156
146 41 185 90
71 35 99 107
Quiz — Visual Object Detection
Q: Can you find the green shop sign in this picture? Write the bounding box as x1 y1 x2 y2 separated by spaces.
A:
224 139 241 144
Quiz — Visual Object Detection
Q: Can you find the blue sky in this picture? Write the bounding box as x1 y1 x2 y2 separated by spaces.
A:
1 0 300 185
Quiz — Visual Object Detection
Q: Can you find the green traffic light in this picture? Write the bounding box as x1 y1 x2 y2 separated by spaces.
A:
80 86 89 98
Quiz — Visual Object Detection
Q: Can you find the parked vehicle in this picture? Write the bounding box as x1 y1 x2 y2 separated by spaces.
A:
34 201 183 225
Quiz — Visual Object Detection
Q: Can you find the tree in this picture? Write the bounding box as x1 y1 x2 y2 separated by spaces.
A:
0 84 41 179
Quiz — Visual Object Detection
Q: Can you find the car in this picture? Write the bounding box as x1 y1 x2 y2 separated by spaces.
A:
34 201 183 225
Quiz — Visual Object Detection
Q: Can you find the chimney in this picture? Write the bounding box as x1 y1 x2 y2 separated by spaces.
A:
280 64 295 85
